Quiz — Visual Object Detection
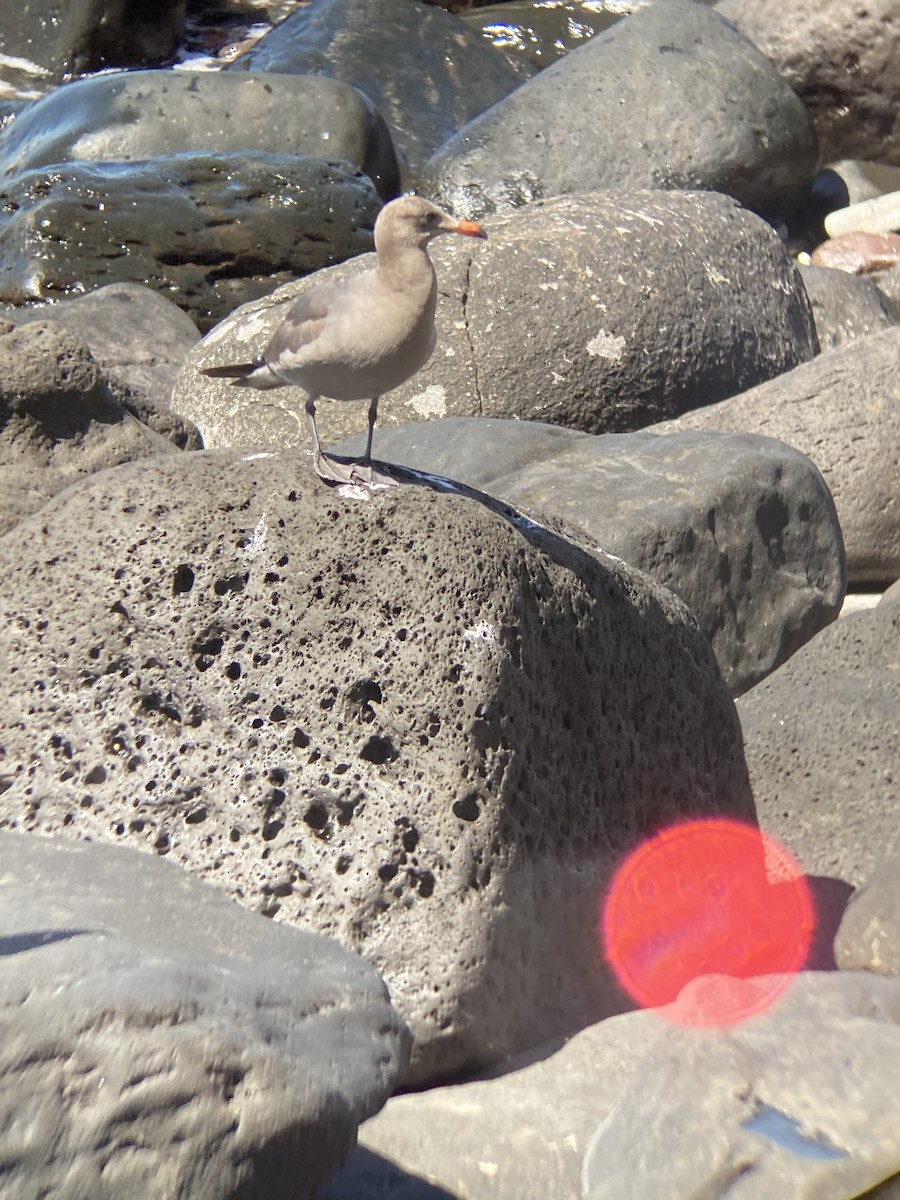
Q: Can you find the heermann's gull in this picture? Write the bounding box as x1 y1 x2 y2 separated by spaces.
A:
199 195 486 488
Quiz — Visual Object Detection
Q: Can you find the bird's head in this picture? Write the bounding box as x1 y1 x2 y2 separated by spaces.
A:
374 195 487 254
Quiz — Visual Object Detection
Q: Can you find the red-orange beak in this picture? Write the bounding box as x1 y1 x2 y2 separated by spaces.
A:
452 218 487 240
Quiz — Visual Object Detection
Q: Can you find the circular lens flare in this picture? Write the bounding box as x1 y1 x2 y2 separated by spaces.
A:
602 818 814 1026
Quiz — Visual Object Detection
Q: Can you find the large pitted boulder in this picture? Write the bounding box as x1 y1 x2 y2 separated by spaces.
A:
331 420 847 696
0 451 754 1084
226 0 533 178
177 189 818 447
650 327 900 585
417 0 818 220
0 319 178 535
0 831 407 1200
736 593 900 888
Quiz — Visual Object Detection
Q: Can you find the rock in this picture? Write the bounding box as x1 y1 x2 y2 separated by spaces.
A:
0 68 399 201
649 327 900 585
0 283 202 448
0 319 179 535
0 830 407 1200
798 265 897 351
736 598 900 888
835 853 900 976
459 0 622 70
0 153 381 332
582 971 900 1200
324 1013 662 1200
809 232 900 274
324 971 900 1200
179 190 818 447
0 449 754 1084
825 190 900 238
0 0 185 89
417 0 817 221
716 0 900 167
333 420 846 696
879 262 900 319
826 160 900 206
225 0 533 178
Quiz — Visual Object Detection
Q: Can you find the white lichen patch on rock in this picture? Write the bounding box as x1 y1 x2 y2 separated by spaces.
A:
586 330 627 361
408 385 448 419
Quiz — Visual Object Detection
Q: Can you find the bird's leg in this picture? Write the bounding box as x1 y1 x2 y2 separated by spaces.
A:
362 396 379 464
306 393 396 490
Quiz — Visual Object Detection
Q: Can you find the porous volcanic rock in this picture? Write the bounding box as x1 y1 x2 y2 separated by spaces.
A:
650 327 900 585
418 0 818 220
0 830 407 1200
0 450 753 1084
179 190 818 448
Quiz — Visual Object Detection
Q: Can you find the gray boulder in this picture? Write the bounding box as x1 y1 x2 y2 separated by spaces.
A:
0 830 407 1200
582 971 900 1200
324 972 900 1200
650 327 900 585
418 0 818 220
799 264 897 351
0 153 381 332
0 319 179 535
179 190 818 446
736 597 900 888
333 420 846 696
835 851 900 978
0 283 202 449
716 0 900 167
0 449 754 1085
0 68 399 201
226 0 533 178
0 0 184 89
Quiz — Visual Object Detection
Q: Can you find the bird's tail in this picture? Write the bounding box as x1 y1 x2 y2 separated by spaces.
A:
198 359 284 389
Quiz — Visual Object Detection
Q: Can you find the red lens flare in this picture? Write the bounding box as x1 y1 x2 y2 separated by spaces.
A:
601 818 814 1026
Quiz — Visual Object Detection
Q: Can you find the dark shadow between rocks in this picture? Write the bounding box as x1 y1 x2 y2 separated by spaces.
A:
805 876 856 971
0 929 94 956
323 1146 460 1199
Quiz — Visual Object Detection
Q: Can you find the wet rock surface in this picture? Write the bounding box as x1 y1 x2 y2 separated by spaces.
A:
0 152 381 331
0 449 754 1085
225 0 533 179
418 0 818 220
0 829 407 1200
180 190 818 447
332 420 846 696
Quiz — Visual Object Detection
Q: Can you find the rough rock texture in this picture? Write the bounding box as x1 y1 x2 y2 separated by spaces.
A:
736 599 900 888
799 264 897 351
0 69 400 202
179 190 818 448
0 830 407 1200
418 0 818 220
0 450 754 1084
0 283 201 449
716 0 900 166
324 972 900 1200
582 972 900 1200
333 420 846 696
650 328 900 585
835 852 900 977
0 319 179 535
0 0 185 88
226 0 533 178
0 154 381 332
